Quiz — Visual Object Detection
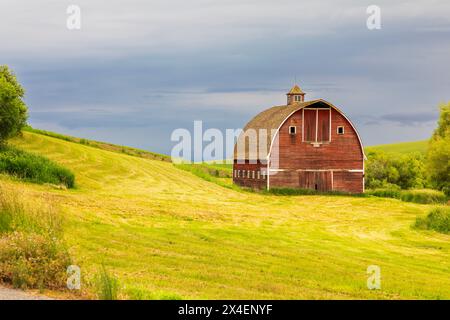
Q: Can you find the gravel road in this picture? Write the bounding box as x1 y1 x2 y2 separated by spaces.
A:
0 286 53 300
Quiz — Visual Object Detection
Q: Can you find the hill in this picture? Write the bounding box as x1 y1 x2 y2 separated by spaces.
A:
365 140 428 155
2 131 449 299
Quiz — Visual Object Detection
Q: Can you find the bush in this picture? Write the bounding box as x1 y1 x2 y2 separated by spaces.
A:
365 151 427 190
366 188 447 204
366 188 401 199
414 207 450 234
0 185 71 289
399 189 447 204
0 145 75 188
0 232 70 289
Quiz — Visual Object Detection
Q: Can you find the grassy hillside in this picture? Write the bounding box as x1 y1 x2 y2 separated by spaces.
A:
365 140 428 154
2 131 449 299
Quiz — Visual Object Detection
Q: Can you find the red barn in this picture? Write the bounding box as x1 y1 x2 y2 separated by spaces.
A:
233 84 366 193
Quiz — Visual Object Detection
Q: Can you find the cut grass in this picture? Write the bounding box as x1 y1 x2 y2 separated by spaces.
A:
24 126 171 162
365 140 428 155
3 131 450 299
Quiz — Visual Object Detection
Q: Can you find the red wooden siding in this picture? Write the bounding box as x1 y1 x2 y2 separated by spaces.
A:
317 109 330 142
299 171 332 191
303 109 316 142
269 107 363 193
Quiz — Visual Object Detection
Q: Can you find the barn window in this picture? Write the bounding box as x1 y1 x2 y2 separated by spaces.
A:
242 170 245 178
261 170 266 179
289 126 296 135
247 170 251 179
303 108 331 143
337 126 344 135
252 171 255 179
257 171 261 179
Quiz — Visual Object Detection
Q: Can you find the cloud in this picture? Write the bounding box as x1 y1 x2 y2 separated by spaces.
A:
2 0 449 153
379 112 438 125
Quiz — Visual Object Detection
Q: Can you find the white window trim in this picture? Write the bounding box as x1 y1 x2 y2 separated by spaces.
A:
337 126 345 135
289 126 296 135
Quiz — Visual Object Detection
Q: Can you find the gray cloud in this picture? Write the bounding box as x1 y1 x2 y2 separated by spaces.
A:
2 0 450 154
380 112 438 125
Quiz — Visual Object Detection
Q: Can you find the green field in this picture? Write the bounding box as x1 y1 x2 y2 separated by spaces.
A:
2 132 449 299
365 140 428 154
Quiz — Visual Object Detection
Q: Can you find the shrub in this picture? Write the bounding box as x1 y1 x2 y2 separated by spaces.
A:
366 188 447 204
0 145 75 188
414 207 450 234
399 189 447 204
0 232 70 289
0 185 71 289
365 150 428 190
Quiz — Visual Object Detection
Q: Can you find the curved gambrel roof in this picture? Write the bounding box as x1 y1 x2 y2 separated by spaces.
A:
234 99 366 161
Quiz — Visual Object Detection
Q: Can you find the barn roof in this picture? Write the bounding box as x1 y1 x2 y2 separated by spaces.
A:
234 99 366 160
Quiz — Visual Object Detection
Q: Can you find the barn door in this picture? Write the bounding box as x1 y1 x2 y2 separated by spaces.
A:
299 171 332 192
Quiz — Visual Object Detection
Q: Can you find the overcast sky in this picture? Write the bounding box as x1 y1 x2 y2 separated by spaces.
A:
1 0 449 156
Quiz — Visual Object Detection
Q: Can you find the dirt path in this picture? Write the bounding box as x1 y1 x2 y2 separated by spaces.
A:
0 286 53 300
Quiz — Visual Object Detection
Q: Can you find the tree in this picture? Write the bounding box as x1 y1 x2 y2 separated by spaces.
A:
365 150 427 190
427 102 450 196
0 65 28 144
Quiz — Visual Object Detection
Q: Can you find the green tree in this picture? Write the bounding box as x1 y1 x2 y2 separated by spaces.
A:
427 102 450 196
365 151 427 190
0 65 28 144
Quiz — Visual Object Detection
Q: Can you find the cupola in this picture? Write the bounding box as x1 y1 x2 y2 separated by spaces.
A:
286 84 305 105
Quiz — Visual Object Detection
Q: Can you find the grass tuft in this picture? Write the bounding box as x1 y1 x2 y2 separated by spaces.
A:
95 265 119 300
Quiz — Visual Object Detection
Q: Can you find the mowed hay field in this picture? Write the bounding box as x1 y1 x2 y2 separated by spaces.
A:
3 132 449 299
365 140 429 154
